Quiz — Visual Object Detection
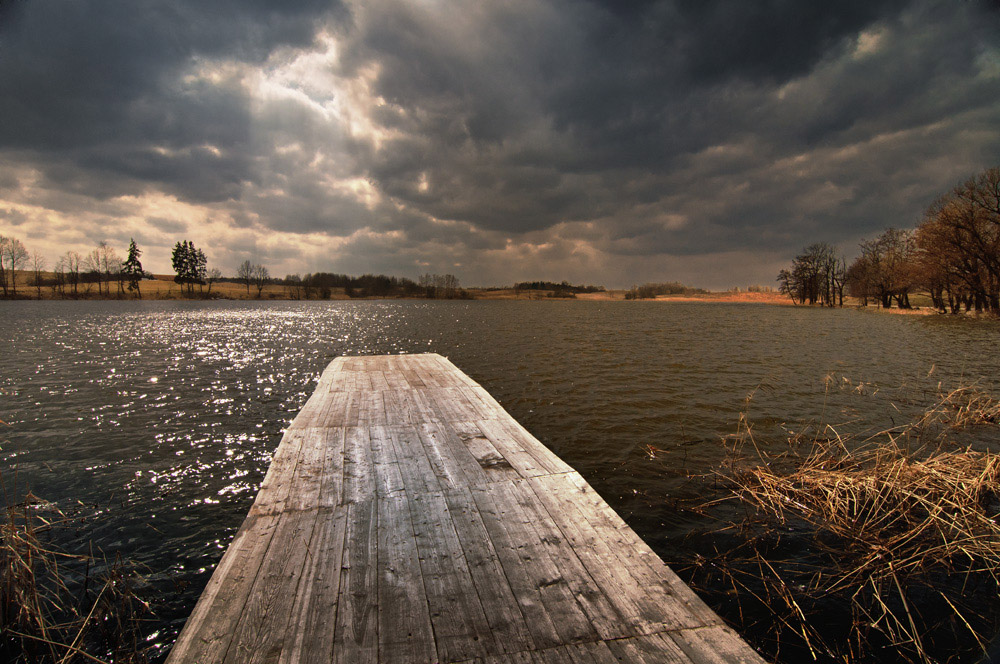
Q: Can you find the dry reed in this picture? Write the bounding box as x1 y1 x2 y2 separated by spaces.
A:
1 479 150 664
686 382 1000 664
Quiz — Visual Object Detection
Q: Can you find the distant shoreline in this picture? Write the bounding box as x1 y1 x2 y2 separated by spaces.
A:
0 278 954 315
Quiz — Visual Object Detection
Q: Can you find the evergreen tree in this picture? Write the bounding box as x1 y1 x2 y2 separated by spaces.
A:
194 247 207 287
122 238 143 298
172 240 207 295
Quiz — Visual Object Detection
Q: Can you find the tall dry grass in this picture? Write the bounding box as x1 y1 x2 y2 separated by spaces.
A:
1 478 150 663
686 382 1000 664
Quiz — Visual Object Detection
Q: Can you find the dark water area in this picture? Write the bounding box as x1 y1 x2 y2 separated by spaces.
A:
2 299 1000 660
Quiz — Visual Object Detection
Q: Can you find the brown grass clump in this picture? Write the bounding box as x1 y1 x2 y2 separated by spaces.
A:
1 484 151 663
734 442 1000 591
687 384 1000 664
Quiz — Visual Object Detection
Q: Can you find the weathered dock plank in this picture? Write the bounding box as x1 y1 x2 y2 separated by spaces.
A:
167 353 766 664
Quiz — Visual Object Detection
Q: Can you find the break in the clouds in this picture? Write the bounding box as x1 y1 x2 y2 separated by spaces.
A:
1 0 998 288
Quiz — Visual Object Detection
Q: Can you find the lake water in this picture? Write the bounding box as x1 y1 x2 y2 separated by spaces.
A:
2 300 999 660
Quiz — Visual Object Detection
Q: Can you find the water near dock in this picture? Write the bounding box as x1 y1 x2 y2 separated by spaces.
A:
2 300 999 659
168 354 765 663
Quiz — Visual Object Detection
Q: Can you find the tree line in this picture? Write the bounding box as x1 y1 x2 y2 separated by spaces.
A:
778 165 1000 314
0 233 472 301
0 236 152 298
624 282 708 300
513 280 605 294
280 272 467 299
0 236 239 299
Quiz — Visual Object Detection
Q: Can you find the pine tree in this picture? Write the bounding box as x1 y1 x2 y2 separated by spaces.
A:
122 238 143 298
194 248 207 287
172 240 208 295
171 241 187 292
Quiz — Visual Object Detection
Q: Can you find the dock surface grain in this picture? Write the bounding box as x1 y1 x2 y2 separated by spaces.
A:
167 353 766 663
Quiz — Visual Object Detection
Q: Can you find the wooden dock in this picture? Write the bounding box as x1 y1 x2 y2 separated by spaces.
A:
167 353 766 664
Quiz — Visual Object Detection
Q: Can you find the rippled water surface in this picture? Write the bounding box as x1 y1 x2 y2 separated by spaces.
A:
2 300 1000 658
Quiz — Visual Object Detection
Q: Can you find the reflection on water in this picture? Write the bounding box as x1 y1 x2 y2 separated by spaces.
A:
2 299 999 658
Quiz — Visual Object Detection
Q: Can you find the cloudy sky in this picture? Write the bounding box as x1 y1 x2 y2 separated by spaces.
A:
1 0 998 289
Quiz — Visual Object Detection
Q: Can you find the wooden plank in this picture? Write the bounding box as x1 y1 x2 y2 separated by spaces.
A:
474 481 601 646
565 640 622 664
470 419 550 479
292 390 348 428
400 368 427 388
384 387 436 425
506 479 639 641
415 420 484 490
249 430 306 517
428 354 480 388
343 426 376 504
554 473 720 627
423 386 480 422
603 633 691 663
284 429 328 512
488 416 575 476
442 487 539 655
528 475 703 632
223 509 321 664
278 506 349 664
358 389 387 426
527 646 575 663
376 492 437 663
465 482 566 650
382 370 412 390
669 627 767 664
369 425 405 497
370 371 391 391
407 490 496 661
348 368 375 392
166 514 280 663
449 419 523 483
334 499 379 664
317 427 346 509
386 424 443 496
403 354 446 388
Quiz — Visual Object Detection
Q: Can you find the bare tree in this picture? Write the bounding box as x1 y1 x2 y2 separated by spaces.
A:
53 255 67 297
911 167 1000 314
846 229 917 308
776 268 799 304
777 243 844 306
64 251 81 296
237 260 253 296
98 243 124 296
206 268 223 296
0 235 29 297
419 273 462 299
31 251 45 298
830 256 848 306
285 274 303 299
80 241 122 296
0 236 7 296
251 264 270 297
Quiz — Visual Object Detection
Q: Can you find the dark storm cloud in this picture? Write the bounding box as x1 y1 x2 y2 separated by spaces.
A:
670 0 912 83
343 0 999 264
0 0 344 201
